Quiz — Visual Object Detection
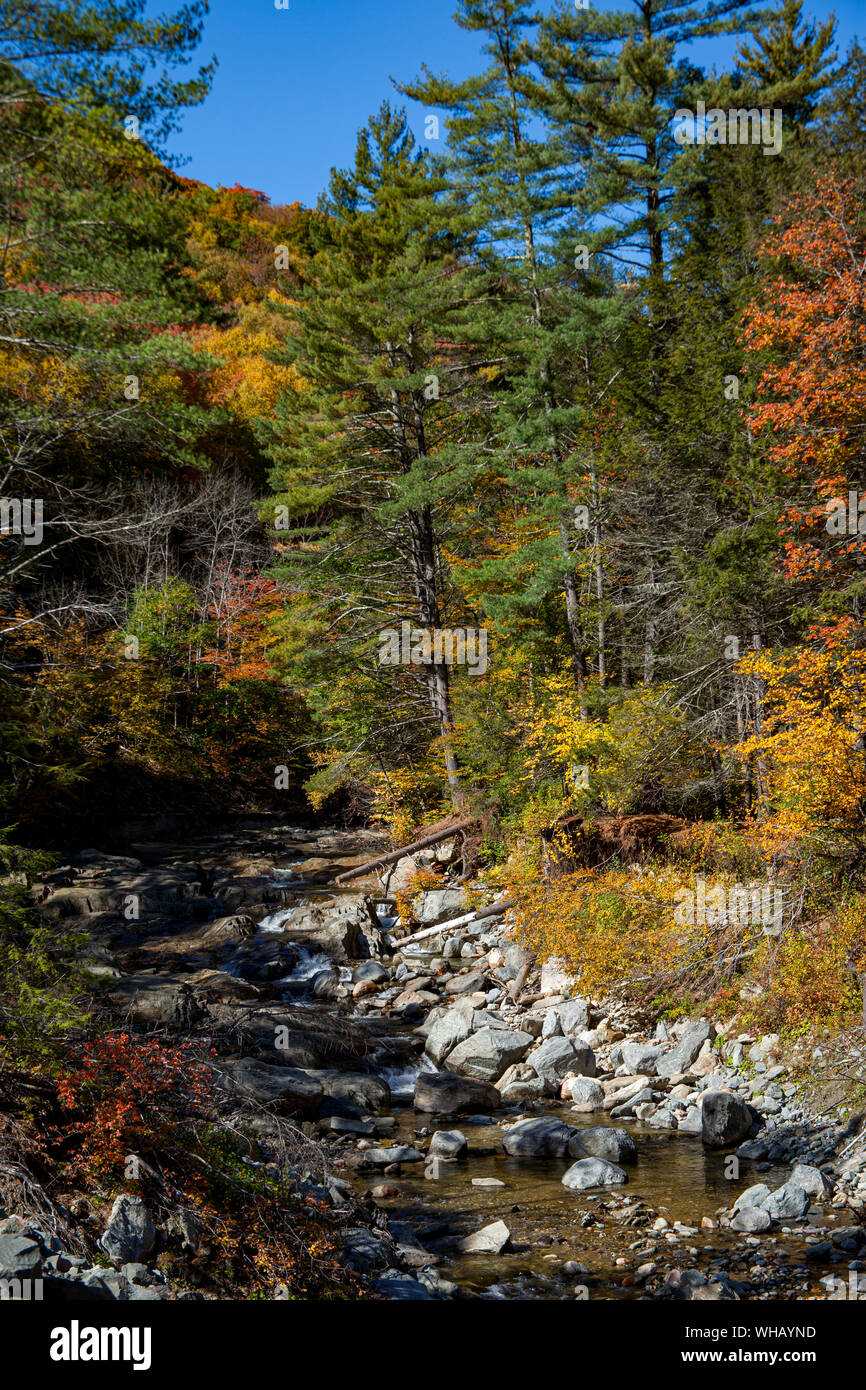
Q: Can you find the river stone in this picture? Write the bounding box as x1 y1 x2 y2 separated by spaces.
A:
343 1228 392 1272
530 1036 596 1092
568 1076 605 1109
731 1205 772 1233
414 888 467 925
424 1004 476 1065
789 1163 831 1199
657 1020 715 1076
762 1181 810 1220
414 1070 500 1116
446 1027 533 1083
561 1158 628 1191
310 1071 391 1116
223 1059 324 1114
556 998 590 1034
571 1125 637 1164
733 1183 771 1213
502 1117 577 1158
701 1089 753 1148
0 1234 41 1278
457 1220 511 1255
352 960 389 984
621 1043 663 1075
360 1146 425 1166
428 1130 468 1160
101 1195 156 1263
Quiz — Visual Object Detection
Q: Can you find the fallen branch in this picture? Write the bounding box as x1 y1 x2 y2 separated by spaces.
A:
395 898 513 946
334 819 476 883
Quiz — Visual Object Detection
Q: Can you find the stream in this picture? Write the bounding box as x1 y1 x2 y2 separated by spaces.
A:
62 815 862 1301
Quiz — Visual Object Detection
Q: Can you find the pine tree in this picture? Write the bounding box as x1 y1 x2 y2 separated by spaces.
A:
402 0 628 705
261 104 485 809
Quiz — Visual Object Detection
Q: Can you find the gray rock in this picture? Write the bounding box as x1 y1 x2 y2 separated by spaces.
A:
0 1234 41 1278
352 960 389 984
100 1195 156 1263
373 1272 436 1299
310 1070 391 1117
457 1219 511 1254
428 1130 468 1160
731 1205 772 1233
571 1125 637 1164
556 998 590 1034
568 1076 605 1109
502 1117 577 1158
561 1158 628 1191
424 1004 476 1065
621 1043 663 1075
446 1027 533 1083
678 1107 703 1134
223 1059 323 1114
733 1183 772 1213
701 1090 753 1148
414 887 467 925
343 1228 392 1272
530 1035 596 1091
657 1020 715 1076
414 1070 500 1116
762 1181 810 1220
360 1146 425 1166
789 1163 831 1199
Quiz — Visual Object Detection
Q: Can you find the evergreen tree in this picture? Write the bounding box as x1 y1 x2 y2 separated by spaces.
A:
261 104 484 809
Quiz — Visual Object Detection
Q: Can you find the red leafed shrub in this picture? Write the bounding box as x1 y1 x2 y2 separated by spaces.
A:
57 1034 215 1178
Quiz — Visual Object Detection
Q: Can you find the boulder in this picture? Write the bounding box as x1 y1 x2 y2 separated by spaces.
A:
0 1234 41 1278
359 1146 425 1166
424 1004 476 1065
309 1071 391 1117
446 1027 533 1083
502 1117 577 1159
621 1043 663 1075
556 998 590 1034
733 1183 771 1213
428 1130 468 1160
762 1181 810 1220
457 1220 511 1255
657 1020 715 1077
731 1206 772 1233
353 960 389 985
100 1195 156 1263
223 1059 323 1114
540 957 577 993
561 1158 628 1191
571 1125 637 1164
414 888 467 925
701 1090 753 1148
789 1163 831 1199
414 1070 500 1116
530 1036 596 1092
568 1076 605 1109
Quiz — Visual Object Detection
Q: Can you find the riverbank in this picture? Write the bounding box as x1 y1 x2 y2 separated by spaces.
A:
2 816 864 1302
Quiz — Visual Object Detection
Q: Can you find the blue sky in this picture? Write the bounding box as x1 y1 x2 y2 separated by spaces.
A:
164 0 864 208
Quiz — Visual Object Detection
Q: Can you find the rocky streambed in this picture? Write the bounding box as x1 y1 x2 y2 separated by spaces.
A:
12 817 866 1303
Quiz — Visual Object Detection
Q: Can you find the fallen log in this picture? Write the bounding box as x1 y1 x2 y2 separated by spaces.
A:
334 818 476 884
395 898 513 947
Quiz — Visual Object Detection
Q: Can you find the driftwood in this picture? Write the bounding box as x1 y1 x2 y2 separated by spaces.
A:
396 898 513 946
335 818 476 884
